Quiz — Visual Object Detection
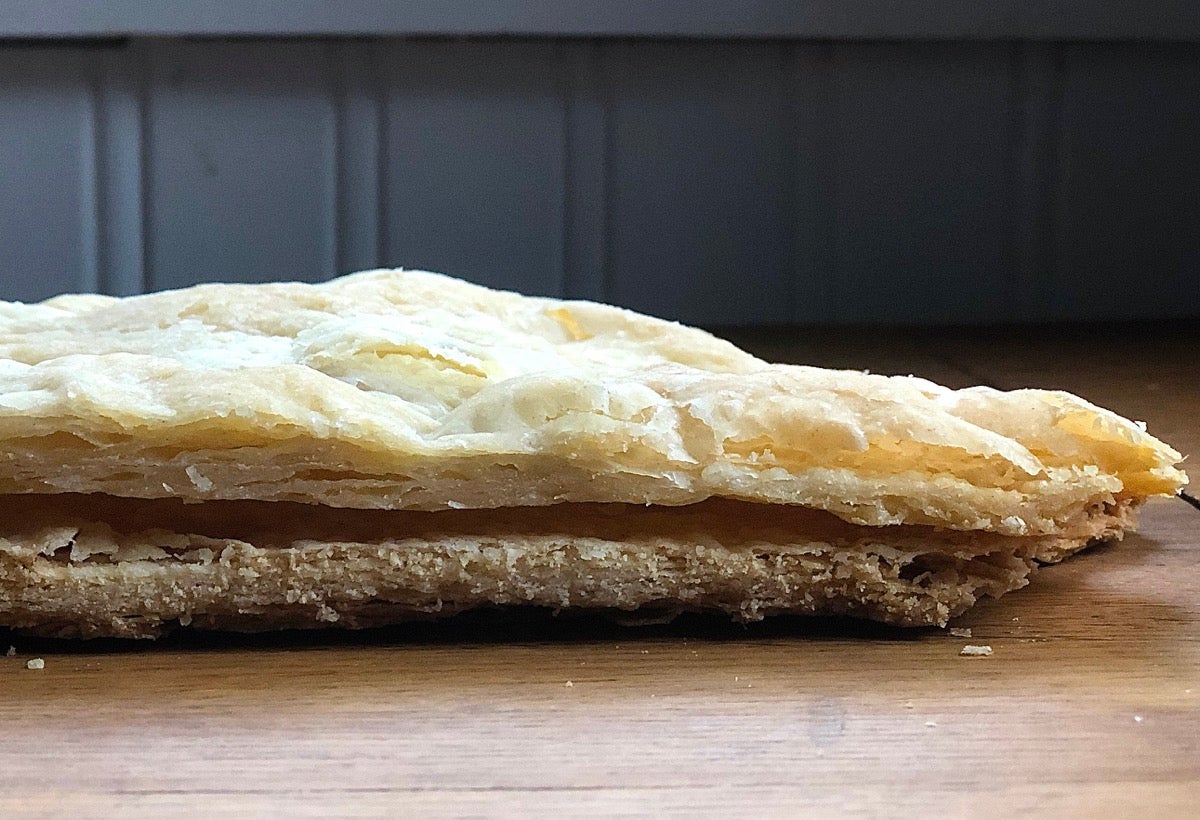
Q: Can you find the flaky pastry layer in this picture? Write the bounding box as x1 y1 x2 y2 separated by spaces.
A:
0 494 1134 638
0 270 1185 536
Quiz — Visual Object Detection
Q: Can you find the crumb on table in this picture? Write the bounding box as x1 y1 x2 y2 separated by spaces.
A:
960 645 993 657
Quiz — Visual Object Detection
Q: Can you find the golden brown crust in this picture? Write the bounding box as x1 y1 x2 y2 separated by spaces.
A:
0 495 1135 638
0 270 1185 535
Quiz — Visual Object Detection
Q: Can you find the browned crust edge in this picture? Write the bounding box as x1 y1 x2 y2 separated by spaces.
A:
0 496 1138 638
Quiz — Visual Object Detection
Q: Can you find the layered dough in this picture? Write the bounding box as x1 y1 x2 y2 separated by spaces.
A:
0 270 1187 636
0 495 1135 638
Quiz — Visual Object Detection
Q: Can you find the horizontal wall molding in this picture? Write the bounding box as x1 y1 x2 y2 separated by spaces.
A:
2 2 1200 42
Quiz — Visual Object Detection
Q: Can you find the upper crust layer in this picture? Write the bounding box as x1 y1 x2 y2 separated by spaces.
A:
0 270 1186 535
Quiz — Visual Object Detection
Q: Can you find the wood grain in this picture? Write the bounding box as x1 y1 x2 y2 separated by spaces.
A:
1 330 1196 818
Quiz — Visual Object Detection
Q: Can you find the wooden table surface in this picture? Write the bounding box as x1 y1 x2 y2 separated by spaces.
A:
1 327 1196 818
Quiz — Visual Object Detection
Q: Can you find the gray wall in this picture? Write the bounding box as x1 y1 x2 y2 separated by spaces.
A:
1 34 1198 324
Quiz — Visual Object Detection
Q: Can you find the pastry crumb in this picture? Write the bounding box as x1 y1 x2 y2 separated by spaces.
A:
1133 715 1143 723
5 645 15 657
25 658 44 670
903 701 914 710
924 720 937 727
949 627 972 638
564 680 573 688
960 645 993 657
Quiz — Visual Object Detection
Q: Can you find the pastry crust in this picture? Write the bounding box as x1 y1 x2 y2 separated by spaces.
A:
0 270 1184 535
0 494 1135 638
0 270 1187 637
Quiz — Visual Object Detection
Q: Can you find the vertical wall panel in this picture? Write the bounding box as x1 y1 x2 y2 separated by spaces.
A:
0 37 1197 322
826 44 1019 324
95 47 146 296
381 41 568 296
788 43 838 323
1055 44 1200 319
606 42 791 325
1012 42 1060 320
332 41 382 275
562 43 607 302
0 49 96 302
145 41 337 290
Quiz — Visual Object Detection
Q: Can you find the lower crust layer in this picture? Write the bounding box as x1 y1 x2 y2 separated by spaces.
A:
0 495 1137 638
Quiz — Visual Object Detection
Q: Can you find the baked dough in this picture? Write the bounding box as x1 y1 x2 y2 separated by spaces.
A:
0 494 1134 638
0 270 1186 637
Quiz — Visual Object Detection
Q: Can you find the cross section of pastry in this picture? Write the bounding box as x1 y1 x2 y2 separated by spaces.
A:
0 270 1186 637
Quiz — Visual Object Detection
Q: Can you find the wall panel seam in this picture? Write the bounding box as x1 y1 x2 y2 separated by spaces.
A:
329 43 342 277
1013 40 1057 321
598 42 614 302
559 41 572 298
137 41 154 291
98 45 147 296
374 40 389 270
780 42 799 322
562 40 606 301
1046 43 1067 315
813 41 839 322
332 41 383 275
79 53 101 294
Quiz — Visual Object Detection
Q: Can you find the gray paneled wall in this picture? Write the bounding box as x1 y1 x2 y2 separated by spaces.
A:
0 48 98 301
0 38 1197 324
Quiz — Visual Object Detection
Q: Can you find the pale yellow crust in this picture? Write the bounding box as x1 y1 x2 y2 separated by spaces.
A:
0 270 1185 536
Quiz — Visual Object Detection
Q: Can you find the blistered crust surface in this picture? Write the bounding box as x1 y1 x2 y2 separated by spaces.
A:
0 270 1186 535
